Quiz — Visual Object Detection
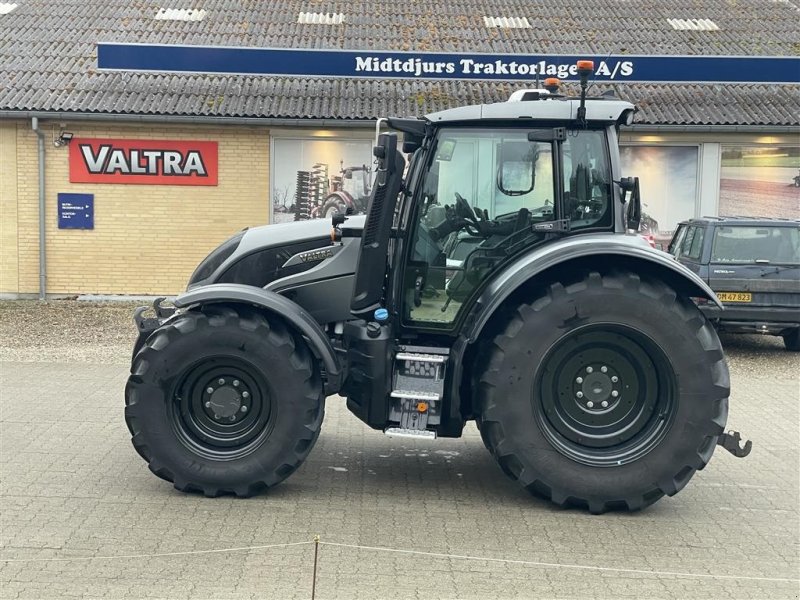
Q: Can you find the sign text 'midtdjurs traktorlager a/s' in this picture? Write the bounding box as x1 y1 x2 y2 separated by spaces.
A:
354 56 634 79
95 44 800 84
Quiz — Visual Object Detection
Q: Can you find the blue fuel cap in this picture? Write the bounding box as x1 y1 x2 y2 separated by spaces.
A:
374 308 389 322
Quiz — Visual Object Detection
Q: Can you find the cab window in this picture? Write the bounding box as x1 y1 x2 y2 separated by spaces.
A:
562 130 613 230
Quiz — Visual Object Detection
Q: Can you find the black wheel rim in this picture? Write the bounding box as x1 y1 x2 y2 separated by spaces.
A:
535 324 676 467
170 357 274 460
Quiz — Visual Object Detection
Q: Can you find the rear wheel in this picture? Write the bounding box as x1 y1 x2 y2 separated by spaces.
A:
783 329 800 351
476 271 729 513
125 304 324 497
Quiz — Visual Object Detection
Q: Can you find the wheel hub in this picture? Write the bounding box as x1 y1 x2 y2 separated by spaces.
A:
576 365 620 409
171 359 272 456
203 378 251 422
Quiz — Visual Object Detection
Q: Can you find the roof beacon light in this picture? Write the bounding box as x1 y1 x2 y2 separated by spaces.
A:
576 59 594 125
543 78 560 94
576 60 594 77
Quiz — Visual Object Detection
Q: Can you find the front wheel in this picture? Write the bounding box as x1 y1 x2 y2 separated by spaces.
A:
476 271 729 513
124 304 324 497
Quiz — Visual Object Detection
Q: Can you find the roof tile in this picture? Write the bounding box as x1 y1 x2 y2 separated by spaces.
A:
0 0 798 125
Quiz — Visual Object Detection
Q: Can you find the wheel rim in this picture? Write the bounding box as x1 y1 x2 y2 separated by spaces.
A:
170 357 274 460
535 324 676 467
324 204 343 218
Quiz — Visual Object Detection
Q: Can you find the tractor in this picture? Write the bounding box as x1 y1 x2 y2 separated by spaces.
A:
311 163 372 219
126 63 749 513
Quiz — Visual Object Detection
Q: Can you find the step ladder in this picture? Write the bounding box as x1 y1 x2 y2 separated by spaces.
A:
385 349 448 440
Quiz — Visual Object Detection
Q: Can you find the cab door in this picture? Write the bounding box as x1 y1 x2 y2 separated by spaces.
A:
399 126 614 331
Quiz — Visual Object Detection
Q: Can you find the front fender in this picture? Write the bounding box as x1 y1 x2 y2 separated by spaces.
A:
173 283 342 394
463 234 722 342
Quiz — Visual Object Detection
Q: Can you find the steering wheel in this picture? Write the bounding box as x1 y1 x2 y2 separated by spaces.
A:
454 193 483 236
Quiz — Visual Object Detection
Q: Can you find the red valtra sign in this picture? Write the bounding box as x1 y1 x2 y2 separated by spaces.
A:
69 138 218 185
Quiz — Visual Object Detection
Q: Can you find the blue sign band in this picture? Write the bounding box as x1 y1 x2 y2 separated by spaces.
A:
97 43 800 84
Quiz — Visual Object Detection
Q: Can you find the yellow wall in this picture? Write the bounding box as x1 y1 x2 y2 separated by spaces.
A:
0 120 269 295
0 121 20 294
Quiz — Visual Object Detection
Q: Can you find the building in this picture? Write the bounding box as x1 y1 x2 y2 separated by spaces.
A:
1 0 798 297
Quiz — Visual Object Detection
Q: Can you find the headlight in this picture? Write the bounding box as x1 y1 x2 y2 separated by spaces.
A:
188 231 245 285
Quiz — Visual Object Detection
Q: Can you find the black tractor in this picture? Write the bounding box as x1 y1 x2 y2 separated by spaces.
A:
126 64 748 513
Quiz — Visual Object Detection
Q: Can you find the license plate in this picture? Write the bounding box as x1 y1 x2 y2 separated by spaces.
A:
717 292 752 302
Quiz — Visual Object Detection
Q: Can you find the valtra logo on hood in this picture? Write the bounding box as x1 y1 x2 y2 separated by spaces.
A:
69 138 218 185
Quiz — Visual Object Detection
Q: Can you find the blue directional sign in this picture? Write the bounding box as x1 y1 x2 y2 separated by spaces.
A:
58 193 94 229
97 43 800 84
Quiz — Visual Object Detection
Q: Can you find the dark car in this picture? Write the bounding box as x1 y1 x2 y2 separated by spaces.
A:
668 216 800 351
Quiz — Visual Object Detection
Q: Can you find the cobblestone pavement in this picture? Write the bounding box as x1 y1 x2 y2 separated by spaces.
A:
1 317 798 599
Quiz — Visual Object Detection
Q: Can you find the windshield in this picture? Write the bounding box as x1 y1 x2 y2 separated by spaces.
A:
418 127 612 230
711 226 800 264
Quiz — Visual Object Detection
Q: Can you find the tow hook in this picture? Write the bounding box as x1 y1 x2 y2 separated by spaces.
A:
717 430 752 458
133 297 176 333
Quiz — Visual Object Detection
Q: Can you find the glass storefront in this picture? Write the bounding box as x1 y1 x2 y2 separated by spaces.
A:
269 136 798 234
271 137 373 223
619 145 699 245
719 145 800 219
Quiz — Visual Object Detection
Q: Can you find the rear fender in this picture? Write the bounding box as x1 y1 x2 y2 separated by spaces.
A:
173 283 342 394
449 236 721 422
463 235 723 343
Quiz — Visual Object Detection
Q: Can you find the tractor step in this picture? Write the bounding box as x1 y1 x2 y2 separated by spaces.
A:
388 348 448 434
395 352 447 363
390 390 439 401
384 427 437 440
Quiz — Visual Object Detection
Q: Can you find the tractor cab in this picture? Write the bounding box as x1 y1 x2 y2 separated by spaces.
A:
339 70 646 438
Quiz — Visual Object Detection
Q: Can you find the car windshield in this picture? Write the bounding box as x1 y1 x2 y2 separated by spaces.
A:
710 225 800 264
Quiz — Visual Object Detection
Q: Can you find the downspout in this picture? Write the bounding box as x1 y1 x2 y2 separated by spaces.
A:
31 117 46 300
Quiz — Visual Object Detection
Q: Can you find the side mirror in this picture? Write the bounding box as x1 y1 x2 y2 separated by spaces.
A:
619 177 642 232
498 141 536 196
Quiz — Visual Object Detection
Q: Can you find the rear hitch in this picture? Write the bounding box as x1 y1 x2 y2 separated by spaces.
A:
717 430 752 458
133 297 176 334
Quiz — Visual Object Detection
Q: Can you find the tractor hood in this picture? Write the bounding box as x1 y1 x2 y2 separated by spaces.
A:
188 216 365 290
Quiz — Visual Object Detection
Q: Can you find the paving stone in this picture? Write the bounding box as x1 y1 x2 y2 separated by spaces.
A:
0 333 798 599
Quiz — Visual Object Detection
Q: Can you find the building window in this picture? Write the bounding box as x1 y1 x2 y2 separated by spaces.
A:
619 146 699 245
719 145 800 219
271 136 374 223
